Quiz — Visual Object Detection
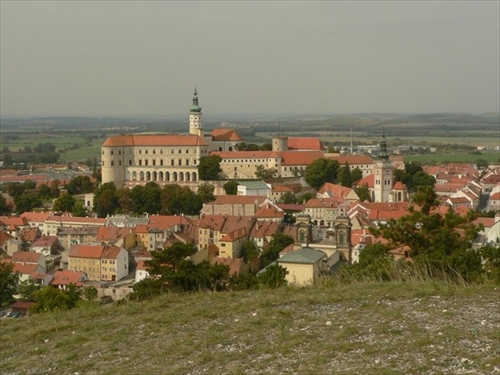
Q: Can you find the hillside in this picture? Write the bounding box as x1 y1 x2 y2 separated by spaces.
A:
1 281 499 375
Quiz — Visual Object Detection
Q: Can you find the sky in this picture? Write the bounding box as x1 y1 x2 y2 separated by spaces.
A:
1 1 499 117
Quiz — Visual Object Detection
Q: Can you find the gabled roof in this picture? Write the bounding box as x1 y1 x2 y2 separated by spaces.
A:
20 212 52 222
12 263 39 275
211 128 243 141
102 134 208 147
147 215 192 229
96 227 132 241
278 247 325 264
280 151 324 166
287 137 324 151
254 204 284 219
220 228 247 242
32 236 58 248
69 244 105 259
272 185 293 193
11 251 43 264
355 174 374 188
50 270 85 287
210 257 246 275
101 245 122 260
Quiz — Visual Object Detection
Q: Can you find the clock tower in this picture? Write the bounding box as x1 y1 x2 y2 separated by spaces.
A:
189 88 204 138
373 130 393 202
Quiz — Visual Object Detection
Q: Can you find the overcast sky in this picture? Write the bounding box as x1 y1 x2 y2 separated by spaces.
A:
1 1 499 117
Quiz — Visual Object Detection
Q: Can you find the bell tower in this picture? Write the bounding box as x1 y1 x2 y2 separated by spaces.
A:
189 88 203 137
373 130 393 202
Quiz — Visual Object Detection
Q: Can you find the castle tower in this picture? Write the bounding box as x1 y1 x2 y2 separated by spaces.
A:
272 135 288 151
373 130 393 202
189 88 203 138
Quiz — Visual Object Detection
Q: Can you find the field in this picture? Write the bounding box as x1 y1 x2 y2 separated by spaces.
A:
1 281 499 375
404 152 500 165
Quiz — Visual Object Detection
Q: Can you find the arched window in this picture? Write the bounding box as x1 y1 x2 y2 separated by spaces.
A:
166 172 170 181
179 172 184 181
132 171 137 181
152 172 157 181
173 172 178 181
159 171 164 181
192 172 197 181
139 171 144 181
146 172 151 181
186 172 190 182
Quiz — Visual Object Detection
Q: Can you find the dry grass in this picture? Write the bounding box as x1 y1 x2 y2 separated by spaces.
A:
1 281 499 375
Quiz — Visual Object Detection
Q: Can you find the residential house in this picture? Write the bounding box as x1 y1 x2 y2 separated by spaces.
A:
57 227 99 250
44 215 106 236
218 228 247 259
275 247 329 286
20 211 52 234
96 226 135 250
135 260 150 283
200 195 274 216
236 180 270 197
30 235 61 256
100 245 129 282
49 270 88 289
68 244 104 281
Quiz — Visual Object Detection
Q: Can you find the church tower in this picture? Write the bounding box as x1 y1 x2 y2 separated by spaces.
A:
373 130 393 202
189 88 203 138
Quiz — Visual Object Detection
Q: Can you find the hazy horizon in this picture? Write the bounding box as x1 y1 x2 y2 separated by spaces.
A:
1 2 499 117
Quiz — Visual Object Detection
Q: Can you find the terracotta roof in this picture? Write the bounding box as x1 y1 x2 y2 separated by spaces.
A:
69 244 105 259
318 183 355 198
447 197 470 204
287 137 324 151
305 198 325 208
355 174 374 188
211 128 243 141
0 232 13 246
96 227 132 241
254 204 284 219
147 215 192 229
0 169 18 176
50 270 85 287
392 181 406 190
101 245 122 259
136 260 149 271
134 224 149 233
250 220 280 239
277 203 306 212
210 256 246 275
490 192 500 200
11 251 43 264
473 217 495 228
13 263 39 275
272 185 293 193
0 216 29 227
281 151 324 166
32 236 58 248
20 212 52 222
102 134 208 147
220 228 247 242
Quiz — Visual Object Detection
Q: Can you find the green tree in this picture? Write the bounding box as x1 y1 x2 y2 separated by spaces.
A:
359 243 391 267
258 264 288 288
223 180 239 195
305 159 340 190
260 143 272 151
93 182 119 217
84 286 98 301
255 165 276 179
240 239 260 263
197 183 215 203
72 202 87 217
141 182 162 214
53 193 77 212
338 163 352 187
30 286 73 313
7 183 25 198
198 155 222 180
18 279 42 302
481 245 500 284
160 184 202 215
0 262 20 307
0 195 13 215
412 171 435 190
14 193 42 213
262 233 294 266
50 180 61 198
37 184 52 200
351 168 363 183
354 184 371 202
375 187 482 282
117 187 132 213
66 175 94 195
279 191 298 204
475 159 489 170
34 143 56 153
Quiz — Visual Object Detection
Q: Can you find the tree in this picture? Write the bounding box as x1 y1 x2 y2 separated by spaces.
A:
141 182 162 214
30 286 75 313
14 193 42 213
53 193 77 212
84 286 98 301
223 180 239 195
0 195 13 215
117 187 132 213
262 233 295 266
131 243 231 299
198 155 222 180
93 182 119 217
375 187 483 281
260 143 272 151
305 158 340 190
197 183 215 203
18 279 42 302
37 184 52 200
255 165 276 179
358 243 391 267
66 175 94 195
7 183 25 198
34 143 56 153
258 264 288 288
72 202 87 217
351 168 363 183
240 239 260 263
412 171 435 190
338 163 352 187
160 184 202 215
475 159 489 170
0 262 19 307
355 184 371 202
279 191 298 204
50 179 61 198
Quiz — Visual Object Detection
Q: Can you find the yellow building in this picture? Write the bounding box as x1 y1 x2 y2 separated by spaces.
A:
68 244 104 281
100 245 129 282
276 247 327 286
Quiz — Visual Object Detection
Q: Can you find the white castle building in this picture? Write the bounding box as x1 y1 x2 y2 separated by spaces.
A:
101 89 244 189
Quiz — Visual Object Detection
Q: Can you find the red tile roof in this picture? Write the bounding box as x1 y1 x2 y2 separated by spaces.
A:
96 227 132 241
326 155 374 165
11 251 43 264
254 204 284 219
69 244 105 259
211 128 243 141
32 236 58 248
101 245 122 260
280 151 324 166
287 137 324 151
102 134 208 147
50 270 85 287
12 263 39 275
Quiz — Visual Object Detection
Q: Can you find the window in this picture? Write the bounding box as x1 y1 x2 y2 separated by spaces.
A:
152 160 156 166
186 149 189 154
139 160 142 166
111 161 114 166
118 150 121 155
119 161 122 166
145 160 148 166
129 160 132 166
145 150 148 154
139 150 142 154
160 159 163 166
178 150 181 154
153 150 156 154
111 151 114 155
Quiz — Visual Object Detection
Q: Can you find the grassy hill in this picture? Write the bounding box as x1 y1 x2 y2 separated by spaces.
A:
1 281 499 375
